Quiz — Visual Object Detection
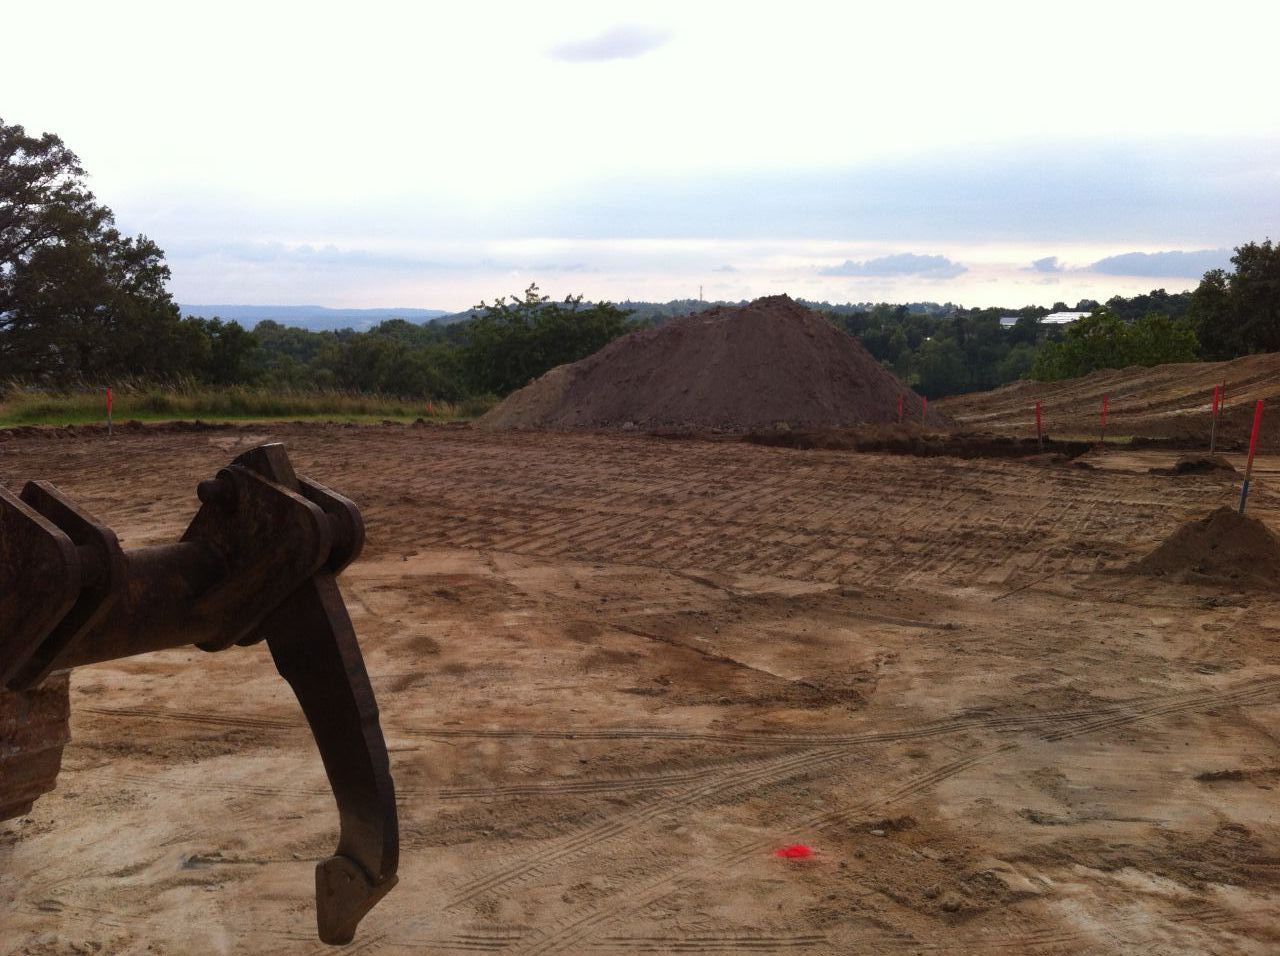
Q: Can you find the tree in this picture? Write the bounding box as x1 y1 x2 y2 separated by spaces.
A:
915 337 969 397
0 118 186 383
1008 314 1040 347
1029 310 1198 381
462 283 634 395
1105 289 1190 324
1188 240 1280 359
314 334 463 399
193 317 259 384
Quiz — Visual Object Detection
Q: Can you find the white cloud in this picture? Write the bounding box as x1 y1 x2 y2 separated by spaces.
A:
549 24 672 62
818 253 967 279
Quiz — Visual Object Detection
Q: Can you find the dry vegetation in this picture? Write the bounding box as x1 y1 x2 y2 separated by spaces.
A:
0 383 494 427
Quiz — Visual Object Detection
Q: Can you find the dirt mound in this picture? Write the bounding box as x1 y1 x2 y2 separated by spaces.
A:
938 351 1280 449
1148 454 1238 476
1134 506 1280 589
480 295 946 431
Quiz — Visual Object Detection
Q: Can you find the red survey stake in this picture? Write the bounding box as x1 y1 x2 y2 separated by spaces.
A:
1210 384 1221 453
1239 400 1264 514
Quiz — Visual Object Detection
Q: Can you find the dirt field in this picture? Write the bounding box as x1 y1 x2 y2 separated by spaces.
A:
938 353 1280 449
2 424 1278 955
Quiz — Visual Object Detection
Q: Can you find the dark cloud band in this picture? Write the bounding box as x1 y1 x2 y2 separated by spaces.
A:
1086 249 1230 278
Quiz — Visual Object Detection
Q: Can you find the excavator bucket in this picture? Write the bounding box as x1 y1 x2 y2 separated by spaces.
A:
0 443 398 944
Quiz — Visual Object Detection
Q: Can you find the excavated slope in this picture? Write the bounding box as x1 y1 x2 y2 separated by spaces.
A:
938 352 1280 447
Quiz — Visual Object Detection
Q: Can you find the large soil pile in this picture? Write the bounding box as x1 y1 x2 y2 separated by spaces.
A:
480 295 946 431
1135 506 1280 589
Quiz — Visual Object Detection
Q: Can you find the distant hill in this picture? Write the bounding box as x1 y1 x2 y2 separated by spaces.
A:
182 298 966 333
436 299 728 326
179 304 455 332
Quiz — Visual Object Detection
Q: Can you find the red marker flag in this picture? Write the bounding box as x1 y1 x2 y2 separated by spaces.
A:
1210 384 1222 453
897 394 903 423
1239 400 1264 513
1101 394 1108 428
106 387 112 414
1035 400 1043 450
1247 400 1263 461
921 395 928 421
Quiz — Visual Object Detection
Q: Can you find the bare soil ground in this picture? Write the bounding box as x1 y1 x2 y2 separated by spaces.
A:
937 353 1280 449
1 424 1278 955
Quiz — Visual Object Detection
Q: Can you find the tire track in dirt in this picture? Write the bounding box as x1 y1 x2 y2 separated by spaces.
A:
494 676 1280 956
390 933 832 954
288 676 1280 956
437 761 767 800
902 905 1243 952
1040 676 1280 742
80 680 1280 956
444 745 858 909
599 935 828 952
80 706 301 733
402 475 1112 591
308 747 862 956
502 745 1019 956
82 695 1235 808
78 703 1110 746
106 771 331 800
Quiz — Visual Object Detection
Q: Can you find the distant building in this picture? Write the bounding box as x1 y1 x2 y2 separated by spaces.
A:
1000 311 1090 330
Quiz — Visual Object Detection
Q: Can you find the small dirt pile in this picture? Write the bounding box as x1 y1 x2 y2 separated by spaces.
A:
1134 507 1280 589
1148 454 1238 476
480 295 946 431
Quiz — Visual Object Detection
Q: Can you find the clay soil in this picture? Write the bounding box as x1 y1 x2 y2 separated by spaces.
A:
2 424 1278 955
937 352 1280 450
481 296 946 432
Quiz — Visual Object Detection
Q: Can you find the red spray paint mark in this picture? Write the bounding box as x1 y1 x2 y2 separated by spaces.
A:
774 844 814 859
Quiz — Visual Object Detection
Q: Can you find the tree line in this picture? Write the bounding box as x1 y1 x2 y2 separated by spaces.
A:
820 242 1276 398
816 292 1201 398
4 117 1278 403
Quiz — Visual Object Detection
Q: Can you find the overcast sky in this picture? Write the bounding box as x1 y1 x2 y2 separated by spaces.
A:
5 0 1277 309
